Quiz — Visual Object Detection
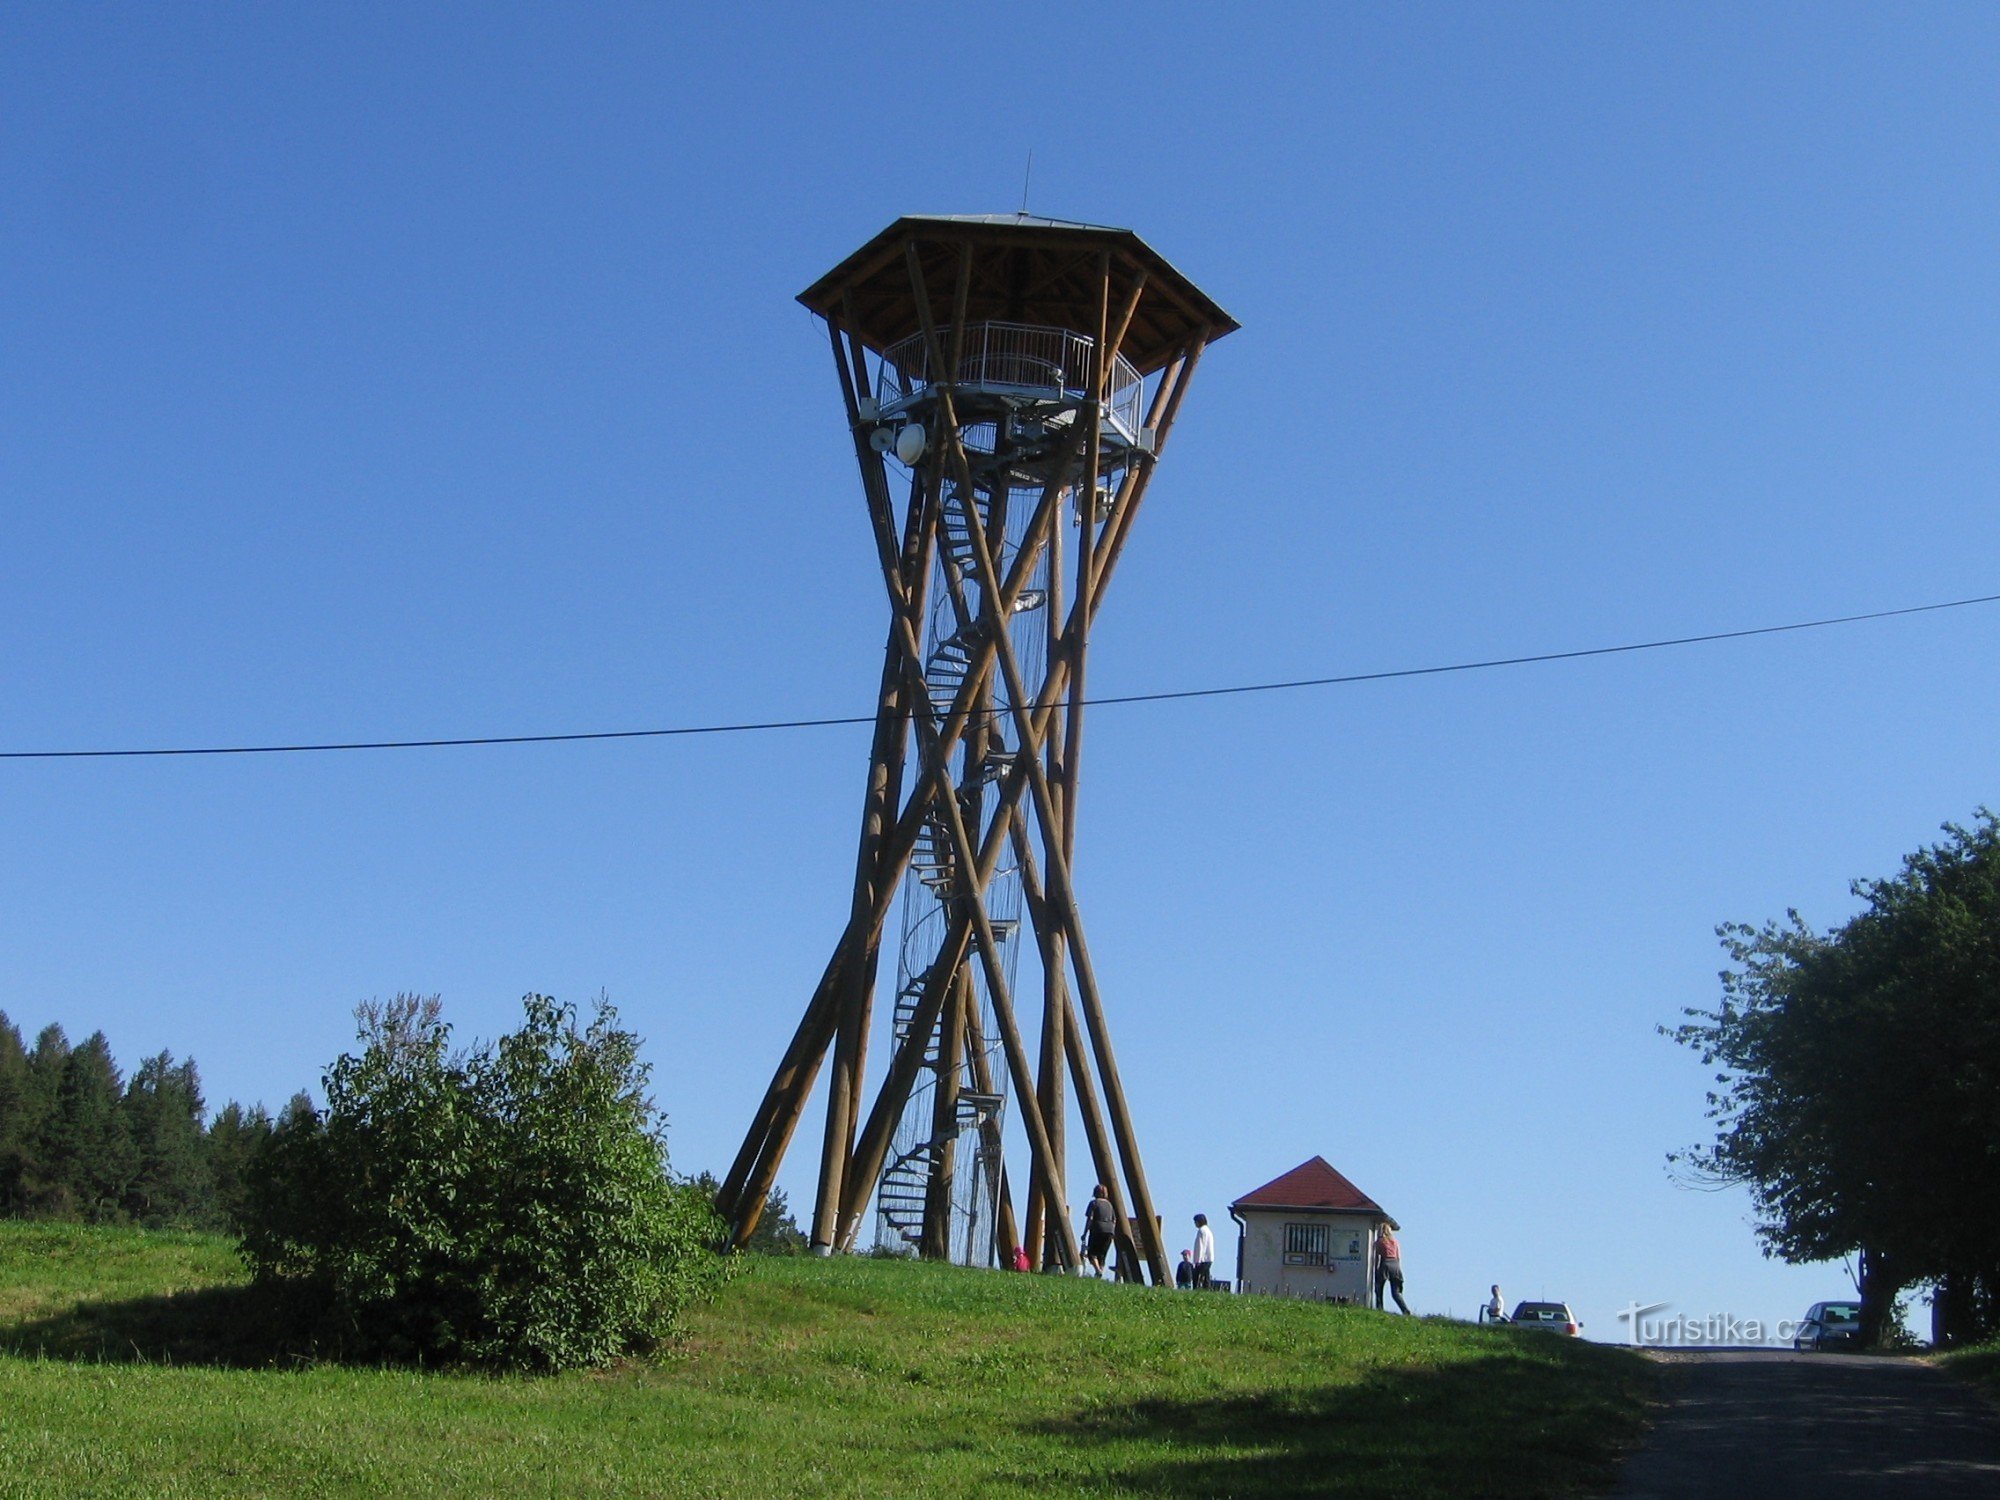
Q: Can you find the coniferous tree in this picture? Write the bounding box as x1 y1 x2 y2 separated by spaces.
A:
20 1025 72 1214
206 1101 274 1231
123 1051 215 1227
47 1032 135 1221
687 1170 806 1254
276 1090 318 1132
0 1014 30 1214
0 1017 283 1229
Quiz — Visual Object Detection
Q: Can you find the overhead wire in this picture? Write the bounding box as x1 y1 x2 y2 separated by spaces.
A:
3 590 1995 762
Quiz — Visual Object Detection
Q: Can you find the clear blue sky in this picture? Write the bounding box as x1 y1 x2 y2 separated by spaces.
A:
5 4 1997 1341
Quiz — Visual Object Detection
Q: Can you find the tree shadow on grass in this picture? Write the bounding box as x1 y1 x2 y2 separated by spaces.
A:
0 1284 314 1369
1943 1346 2000 1397
1017 1342 1654 1498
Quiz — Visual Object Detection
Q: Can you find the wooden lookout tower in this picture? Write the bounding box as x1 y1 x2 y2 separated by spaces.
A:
716 214 1235 1284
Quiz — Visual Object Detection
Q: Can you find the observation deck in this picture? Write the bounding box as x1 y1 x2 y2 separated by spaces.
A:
873 320 1147 448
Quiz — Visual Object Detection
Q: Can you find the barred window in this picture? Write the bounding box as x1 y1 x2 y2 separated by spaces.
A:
1284 1222 1329 1266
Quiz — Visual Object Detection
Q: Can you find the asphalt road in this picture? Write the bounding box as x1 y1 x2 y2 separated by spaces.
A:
1613 1349 2000 1498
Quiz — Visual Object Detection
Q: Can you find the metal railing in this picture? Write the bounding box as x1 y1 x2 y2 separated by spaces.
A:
877 321 1144 441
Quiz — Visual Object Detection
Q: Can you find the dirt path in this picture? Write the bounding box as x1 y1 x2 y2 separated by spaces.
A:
1612 1349 2000 1498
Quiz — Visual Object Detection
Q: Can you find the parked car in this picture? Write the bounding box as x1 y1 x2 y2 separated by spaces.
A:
1793 1300 1862 1352
1509 1300 1583 1335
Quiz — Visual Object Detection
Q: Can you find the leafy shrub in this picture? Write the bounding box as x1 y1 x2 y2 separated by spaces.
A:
240 993 728 1370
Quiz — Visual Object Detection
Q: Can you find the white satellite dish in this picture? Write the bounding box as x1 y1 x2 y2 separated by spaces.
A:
895 423 927 465
868 426 895 455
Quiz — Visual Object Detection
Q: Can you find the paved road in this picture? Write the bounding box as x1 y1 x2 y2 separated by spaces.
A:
1613 1349 2000 1498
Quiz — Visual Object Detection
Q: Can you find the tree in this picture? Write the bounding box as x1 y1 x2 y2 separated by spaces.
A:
15 1025 70 1213
205 1101 273 1231
241 993 730 1370
1670 812 2000 1345
0 1017 278 1229
44 1032 135 1221
687 1171 806 1255
0 1014 31 1214
122 1052 216 1227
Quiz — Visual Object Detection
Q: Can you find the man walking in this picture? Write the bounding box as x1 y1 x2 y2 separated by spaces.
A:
1192 1213 1216 1289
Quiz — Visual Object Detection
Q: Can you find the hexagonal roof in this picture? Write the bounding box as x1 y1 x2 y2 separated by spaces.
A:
798 213 1237 376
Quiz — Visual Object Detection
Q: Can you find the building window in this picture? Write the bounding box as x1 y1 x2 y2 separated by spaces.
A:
1283 1222 1329 1267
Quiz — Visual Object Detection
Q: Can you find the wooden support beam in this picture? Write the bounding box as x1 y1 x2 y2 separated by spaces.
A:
809 313 942 1251
837 920 971 1245
1104 269 1149 377
833 724 1081 1269
796 494 1146 1256
854 423 1076 1269
936 397 1170 1284
1007 814 1133 1276
1063 254 1111 856
922 965 968 1259
1026 473 1067 1268
1088 337 1207 604
881 613 1080 1275
719 938 848 1234
960 1003 1019 1261
826 441 1081 1267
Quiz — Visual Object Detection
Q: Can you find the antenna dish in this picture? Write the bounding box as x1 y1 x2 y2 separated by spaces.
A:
895 424 927 465
869 427 895 455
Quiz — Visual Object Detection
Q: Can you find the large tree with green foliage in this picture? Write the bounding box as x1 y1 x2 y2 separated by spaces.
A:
205 1100 273 1230
46 1032 136 1222
1670 812 2000 1345
0 1014 31 1214
122 1052 216 1227
241 993 729 1370
16 1025 72 1213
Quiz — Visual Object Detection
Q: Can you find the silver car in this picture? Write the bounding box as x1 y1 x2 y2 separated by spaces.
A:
1793 1300 1862 1351
1509 1300 1583 1335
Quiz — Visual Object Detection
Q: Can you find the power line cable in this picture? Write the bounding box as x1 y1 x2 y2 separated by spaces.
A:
4 591 1994 762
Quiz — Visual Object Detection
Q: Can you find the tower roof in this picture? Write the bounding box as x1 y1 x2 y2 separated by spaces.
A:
798 213 1237 376
1230 1155 1386 1216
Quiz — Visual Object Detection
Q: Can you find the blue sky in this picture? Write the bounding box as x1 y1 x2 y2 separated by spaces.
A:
5 4 1998 1341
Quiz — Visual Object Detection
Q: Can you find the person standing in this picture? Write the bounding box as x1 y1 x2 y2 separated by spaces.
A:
1484 1284 1505 1323
1192 1213 1217 1289
1176 1250 1196 1289
1375 1222 1411 1314
1081 1185 1117 1279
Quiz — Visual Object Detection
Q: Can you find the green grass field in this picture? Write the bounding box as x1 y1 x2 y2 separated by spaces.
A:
1939 1338 2000 1402
0 1222 1652 1497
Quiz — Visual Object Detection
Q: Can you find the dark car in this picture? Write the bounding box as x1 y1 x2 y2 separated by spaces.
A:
1509 1300 1583 1335
1793 1300 1862 1351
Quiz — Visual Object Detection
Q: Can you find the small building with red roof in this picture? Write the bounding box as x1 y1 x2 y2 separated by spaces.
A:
1227 1155 1392 1302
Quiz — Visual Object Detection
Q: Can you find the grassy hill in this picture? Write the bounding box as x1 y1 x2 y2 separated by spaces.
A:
0 1222 1652 1497
1940 1338 2000 1398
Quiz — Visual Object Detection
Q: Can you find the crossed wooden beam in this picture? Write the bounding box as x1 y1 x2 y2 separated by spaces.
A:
718 238 1212 1285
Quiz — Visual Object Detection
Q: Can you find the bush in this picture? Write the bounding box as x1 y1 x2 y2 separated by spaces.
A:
240 993 728 1370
